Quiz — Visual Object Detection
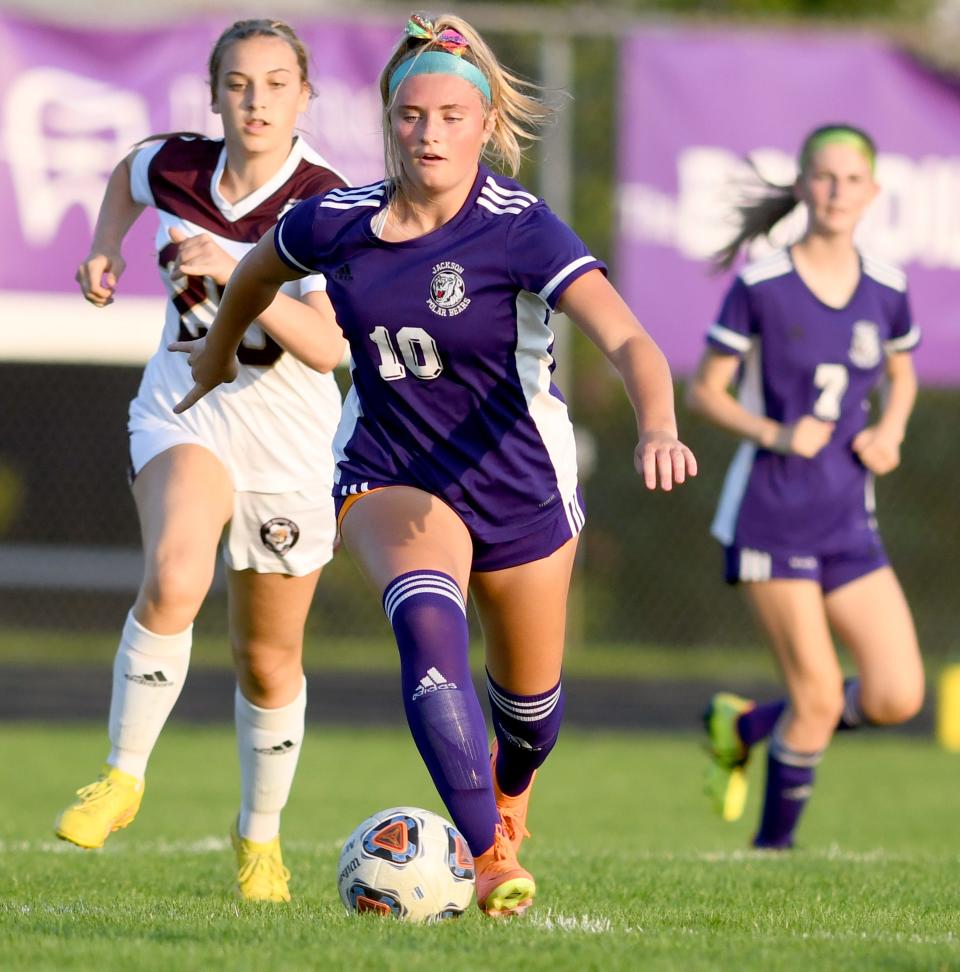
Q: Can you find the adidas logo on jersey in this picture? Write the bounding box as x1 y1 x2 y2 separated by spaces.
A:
334 263 353 282
411 666 458 701
124 670 175 688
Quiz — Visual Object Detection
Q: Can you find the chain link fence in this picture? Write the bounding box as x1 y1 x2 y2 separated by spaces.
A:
1 359 956 666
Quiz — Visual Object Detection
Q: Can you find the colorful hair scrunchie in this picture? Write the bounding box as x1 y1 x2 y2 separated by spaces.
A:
406 14 469 55
388 15 491 101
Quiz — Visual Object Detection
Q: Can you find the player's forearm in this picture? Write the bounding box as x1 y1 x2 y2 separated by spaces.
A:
686 380 780 449
876 357 917 443
255 294 347 373
609 333 680 440
90 158 145 252
206 253 285 361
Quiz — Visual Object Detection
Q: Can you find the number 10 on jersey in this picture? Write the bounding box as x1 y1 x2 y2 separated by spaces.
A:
370 326 444 381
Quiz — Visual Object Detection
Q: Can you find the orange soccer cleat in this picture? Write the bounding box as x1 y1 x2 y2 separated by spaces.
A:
489 739 534 855
474 823 536 917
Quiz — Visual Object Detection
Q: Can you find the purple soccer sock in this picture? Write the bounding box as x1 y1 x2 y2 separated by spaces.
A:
383 570 499 856
738 677 866 748
752 733 822 849
487 669 564 797
736 701 786 748
835 678 867 731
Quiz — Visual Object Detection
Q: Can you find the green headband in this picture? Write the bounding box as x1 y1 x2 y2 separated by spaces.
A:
388 50 491 102
801 128 876 171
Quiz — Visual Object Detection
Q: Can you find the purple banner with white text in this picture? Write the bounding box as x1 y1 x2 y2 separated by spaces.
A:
0 15 396 362
616 28 960 384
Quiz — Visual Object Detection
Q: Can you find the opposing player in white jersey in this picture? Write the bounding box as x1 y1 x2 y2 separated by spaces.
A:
174 12 697 917
55 20 347 902
687 125 923 848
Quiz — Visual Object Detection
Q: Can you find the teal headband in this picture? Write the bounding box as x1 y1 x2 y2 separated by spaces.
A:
801 128 876 172
388 50 491 102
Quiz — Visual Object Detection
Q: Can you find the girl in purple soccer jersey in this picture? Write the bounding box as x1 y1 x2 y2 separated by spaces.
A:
56 20 350 902
687 124 924 848
174 12 697 916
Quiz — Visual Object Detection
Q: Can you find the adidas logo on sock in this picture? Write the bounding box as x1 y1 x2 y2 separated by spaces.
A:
253 739 298 756
411 666 458 701
124 670 175 688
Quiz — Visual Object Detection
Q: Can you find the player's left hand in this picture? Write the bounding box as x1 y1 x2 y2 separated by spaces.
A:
167 335 239 413
852 425 902 475
634 431 698 491
168 227 237 286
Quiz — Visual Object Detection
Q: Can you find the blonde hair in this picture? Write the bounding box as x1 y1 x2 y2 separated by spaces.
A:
379 12 553 198
713 123 877 272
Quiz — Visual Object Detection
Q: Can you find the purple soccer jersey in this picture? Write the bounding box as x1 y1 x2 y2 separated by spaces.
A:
274 164 605 544
707 249 920 556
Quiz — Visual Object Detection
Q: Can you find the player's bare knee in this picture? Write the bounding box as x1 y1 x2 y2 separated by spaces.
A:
233 638 301 700
863 682 925 725
140 555 211 619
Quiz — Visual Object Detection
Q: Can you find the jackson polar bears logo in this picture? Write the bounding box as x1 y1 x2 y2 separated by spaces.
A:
427 261 471 317
260 517 300 554
848 320 882 369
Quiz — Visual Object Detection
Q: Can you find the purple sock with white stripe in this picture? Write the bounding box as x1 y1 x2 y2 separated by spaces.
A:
487 670 564 796
753 728 823 850
383 570 499 856
835 678 868 731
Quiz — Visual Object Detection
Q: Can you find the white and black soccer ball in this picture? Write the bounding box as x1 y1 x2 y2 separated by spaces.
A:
337 806 475 922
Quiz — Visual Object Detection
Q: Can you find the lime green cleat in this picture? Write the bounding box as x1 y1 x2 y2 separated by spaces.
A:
703 692 755 822
231 822 292 903
55 765 144 849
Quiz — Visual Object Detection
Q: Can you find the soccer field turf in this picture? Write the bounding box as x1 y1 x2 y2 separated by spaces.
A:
2 725 957 971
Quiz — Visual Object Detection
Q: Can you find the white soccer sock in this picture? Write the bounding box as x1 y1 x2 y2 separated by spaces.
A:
107 610 192 779
235 678 307 843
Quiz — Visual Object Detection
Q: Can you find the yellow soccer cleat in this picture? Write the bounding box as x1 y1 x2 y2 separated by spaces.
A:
489 739 534 856
703 692 755 822
55 765 144 849
231 822 292 903
475 823 536 918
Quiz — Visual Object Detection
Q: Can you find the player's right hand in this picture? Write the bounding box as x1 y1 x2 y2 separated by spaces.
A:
168 335 239 413
779 414 835 458
76 252 126 307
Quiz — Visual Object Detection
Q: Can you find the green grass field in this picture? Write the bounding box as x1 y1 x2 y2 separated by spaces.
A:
2 724 958 971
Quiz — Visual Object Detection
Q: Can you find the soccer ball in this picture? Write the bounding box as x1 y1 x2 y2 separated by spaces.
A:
337 806 475 922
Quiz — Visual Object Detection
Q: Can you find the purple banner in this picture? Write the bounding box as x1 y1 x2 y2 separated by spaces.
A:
617 28 960 385
0 14 396 299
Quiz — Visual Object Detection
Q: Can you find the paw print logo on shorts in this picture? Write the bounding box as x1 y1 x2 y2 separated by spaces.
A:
260 517 300 554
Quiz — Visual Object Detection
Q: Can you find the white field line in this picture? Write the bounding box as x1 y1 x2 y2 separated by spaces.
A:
5 839 957 867
530 910 620 934
0 837 343 855
4 840 958 949
540 843 960 866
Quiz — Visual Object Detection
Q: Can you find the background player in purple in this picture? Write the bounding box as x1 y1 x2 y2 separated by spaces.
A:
55 20 348 902
174 12 697 916
687 125 923 848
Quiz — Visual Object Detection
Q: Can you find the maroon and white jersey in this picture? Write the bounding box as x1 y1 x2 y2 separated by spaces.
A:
128 135 346 492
